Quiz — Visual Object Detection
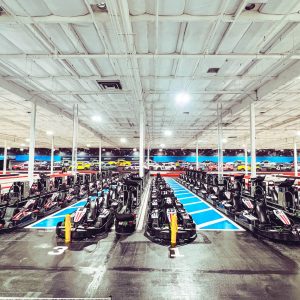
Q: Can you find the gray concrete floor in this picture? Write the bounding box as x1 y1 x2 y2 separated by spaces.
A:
0 228 299 299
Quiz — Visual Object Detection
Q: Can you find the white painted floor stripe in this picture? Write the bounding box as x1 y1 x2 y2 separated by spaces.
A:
176 196 198 200
196 218 226 229
183 201 203 206
189 207 213 215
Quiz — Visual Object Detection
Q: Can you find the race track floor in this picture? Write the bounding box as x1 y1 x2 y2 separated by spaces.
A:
0 227 300 299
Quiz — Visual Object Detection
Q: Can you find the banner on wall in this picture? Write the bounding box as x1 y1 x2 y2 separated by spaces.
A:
6 154 296 163
152 155 295 163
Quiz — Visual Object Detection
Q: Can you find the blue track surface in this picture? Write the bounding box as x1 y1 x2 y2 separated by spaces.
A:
165 178 243 231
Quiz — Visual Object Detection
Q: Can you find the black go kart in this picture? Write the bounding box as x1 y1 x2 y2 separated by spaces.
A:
115 178 140 236
8 198 40 229
219 177 300 243
56 193 118 239
145 176 197 245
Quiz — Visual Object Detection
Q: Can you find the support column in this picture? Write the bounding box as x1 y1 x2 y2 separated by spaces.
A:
250 103 256 178
50 136 54 175
196 141 199 170
71 104 78 176
294 140 298 177
139 102 144 178
245 146 248 176
99 140 102 173
28 102 37 186
3 141 7 175
217 103 223 182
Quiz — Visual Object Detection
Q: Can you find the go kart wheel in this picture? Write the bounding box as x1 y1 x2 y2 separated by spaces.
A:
56 221 63 238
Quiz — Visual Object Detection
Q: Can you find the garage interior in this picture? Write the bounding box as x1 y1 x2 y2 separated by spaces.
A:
1 0 300 299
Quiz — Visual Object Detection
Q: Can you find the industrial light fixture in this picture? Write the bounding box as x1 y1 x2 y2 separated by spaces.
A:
222 138 227 143
86 144 91 147
25 138 30 142
46 130 54 136
159 148 163 152
92 115 101 122
245 3 255 10
20 143 25 147
160 143 165 148
20 148 24 151
7 147 11 150
133 148 137 152
97 2 107 9
176 92 190 104
120 138 126 143
164 130 172 136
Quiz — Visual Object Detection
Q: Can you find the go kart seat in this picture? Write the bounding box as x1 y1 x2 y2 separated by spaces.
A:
255 201 269 224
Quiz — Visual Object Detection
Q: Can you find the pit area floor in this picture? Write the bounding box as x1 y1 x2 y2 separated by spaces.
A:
0 228 300 299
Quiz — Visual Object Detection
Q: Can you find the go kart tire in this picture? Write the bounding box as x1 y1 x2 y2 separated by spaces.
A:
56 221 64 238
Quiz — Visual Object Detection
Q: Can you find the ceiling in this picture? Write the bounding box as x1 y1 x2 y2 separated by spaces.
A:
0 0 300 149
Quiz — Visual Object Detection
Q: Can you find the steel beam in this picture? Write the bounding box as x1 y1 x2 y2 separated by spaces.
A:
250 103 256 178
0 11 300 24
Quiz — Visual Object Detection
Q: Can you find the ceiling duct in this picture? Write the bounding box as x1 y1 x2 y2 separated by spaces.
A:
96 80 122 90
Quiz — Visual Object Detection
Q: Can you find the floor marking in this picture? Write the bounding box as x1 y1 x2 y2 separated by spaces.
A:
189 208 213 215
137 178 151 231
174 192 191 196
175 196 196 200
26 199 88 228
169 247 184 258
182 201 203 206
196 218 227 229
167 178 244 232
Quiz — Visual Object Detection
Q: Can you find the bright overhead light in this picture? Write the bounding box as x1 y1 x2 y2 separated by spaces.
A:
20 148 24 151
133 148 137 152
20 143 25 147
7 147 11 150
46 130 54 136
297 131 300 136
92 115 101 122
222 138 227 143
176 92 190 104
25 138 30 142
160 144 165 148
86 144 91 147
120 138 126 143
164 130 172 136
159 148 163 152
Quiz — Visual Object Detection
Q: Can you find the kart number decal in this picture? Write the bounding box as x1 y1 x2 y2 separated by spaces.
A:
48 246 68 256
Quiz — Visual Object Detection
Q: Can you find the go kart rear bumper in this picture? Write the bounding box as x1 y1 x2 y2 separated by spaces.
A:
145 226 197 245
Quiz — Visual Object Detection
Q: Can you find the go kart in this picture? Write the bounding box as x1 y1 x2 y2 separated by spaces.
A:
145 176 197 245
56 194 117 239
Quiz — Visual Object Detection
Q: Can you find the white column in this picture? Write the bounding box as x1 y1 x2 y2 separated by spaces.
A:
250 103 256 178
71 104 78 176
196 141 199 170
245 146 248 176
3 140 7 175
217 103 223 182
139 102 145 177
50 136 54 175
99 140 102 173
28 102 37 186
294 141 298 176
